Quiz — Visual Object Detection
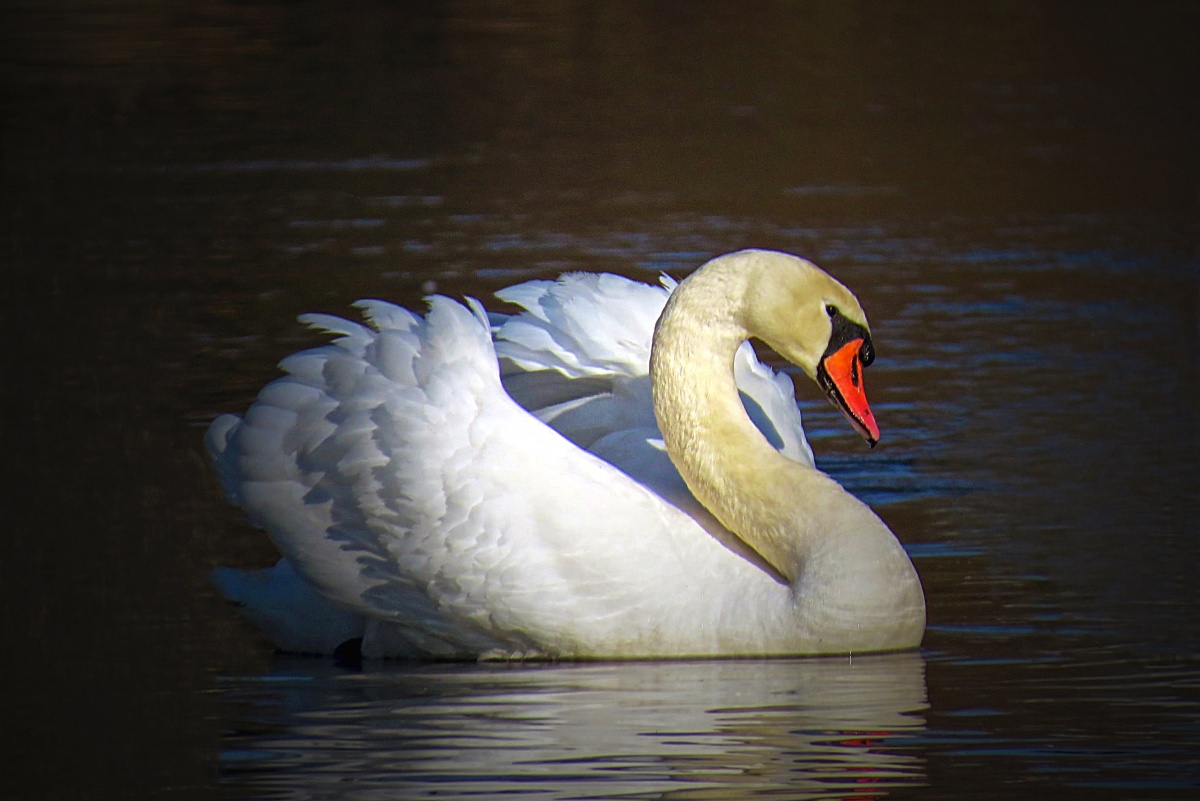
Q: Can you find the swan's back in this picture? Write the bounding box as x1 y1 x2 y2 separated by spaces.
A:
207 272 833 659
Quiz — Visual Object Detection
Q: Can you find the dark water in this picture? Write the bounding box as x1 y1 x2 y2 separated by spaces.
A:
3 2 1198 799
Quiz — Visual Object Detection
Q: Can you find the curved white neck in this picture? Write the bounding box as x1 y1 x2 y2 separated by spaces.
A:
649 254 926 651
649 260 897 589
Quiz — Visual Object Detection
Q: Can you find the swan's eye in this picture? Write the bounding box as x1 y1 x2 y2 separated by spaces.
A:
825 304 837 318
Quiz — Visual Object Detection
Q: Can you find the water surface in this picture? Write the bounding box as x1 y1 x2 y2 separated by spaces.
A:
3 2 1197 799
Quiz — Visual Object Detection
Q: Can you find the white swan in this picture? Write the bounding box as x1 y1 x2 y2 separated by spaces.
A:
207 249 925 659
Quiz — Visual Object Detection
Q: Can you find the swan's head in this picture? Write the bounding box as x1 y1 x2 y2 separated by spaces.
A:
736 250 881 446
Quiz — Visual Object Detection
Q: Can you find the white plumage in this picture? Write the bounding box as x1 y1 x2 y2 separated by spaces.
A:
208 250 925 659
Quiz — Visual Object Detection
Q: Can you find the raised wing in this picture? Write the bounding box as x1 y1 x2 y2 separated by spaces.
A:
494 271 814 465
207 295 731 658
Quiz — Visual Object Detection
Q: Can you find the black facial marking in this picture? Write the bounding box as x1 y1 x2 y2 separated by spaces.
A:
860 337 875 366
822 305 874 364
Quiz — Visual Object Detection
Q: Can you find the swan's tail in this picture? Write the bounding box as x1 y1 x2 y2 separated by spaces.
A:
210 559 365 655
204 296 511 658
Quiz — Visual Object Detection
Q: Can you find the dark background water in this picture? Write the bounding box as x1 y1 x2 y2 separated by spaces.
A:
3 2 1198 799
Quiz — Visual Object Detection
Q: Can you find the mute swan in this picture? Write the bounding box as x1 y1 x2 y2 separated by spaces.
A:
207 249 925 659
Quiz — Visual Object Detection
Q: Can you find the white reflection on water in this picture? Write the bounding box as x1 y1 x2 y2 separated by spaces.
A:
218 652 927 800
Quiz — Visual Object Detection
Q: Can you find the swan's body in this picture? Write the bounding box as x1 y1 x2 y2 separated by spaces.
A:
208 250 925 659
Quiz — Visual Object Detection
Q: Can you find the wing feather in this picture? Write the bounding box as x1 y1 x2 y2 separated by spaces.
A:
208 273 813 657
210 295 726 656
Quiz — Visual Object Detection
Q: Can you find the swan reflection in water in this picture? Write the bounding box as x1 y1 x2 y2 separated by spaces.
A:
218 651 928 799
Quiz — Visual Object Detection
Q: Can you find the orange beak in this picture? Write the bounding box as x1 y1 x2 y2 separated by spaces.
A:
817 338 880 447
